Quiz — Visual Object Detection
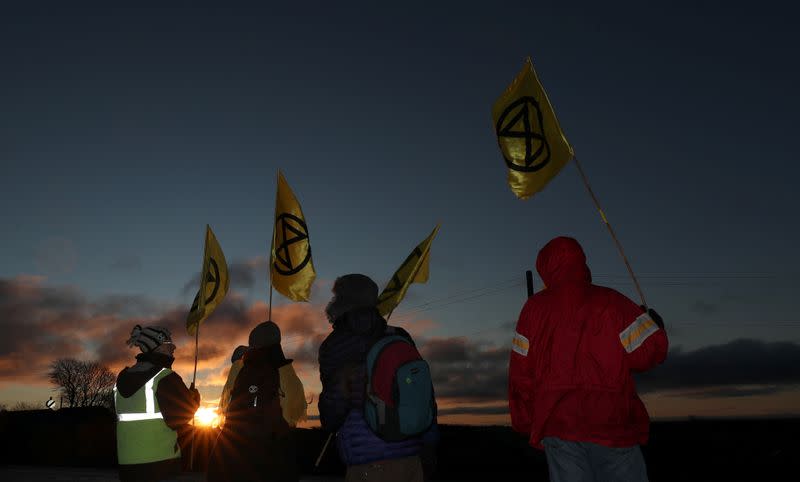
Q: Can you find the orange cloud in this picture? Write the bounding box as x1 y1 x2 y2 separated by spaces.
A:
5 275 799 423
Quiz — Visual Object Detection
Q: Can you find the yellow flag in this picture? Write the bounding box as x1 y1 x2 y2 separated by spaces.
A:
376 224 440 318
492 57 574 199
271 171 316 302
187 225 230 335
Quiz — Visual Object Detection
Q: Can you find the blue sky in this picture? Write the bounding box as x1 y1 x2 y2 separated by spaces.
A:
1 1 799 421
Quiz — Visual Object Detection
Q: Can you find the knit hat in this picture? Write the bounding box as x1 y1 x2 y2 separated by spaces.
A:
231 345 248 363
324 273 379 322
126 324 173 353
248 321 281 349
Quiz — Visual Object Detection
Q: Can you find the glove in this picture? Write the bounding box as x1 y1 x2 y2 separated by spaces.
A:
641 306 664 329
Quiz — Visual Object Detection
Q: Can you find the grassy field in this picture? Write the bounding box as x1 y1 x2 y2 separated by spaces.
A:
1 408 797 481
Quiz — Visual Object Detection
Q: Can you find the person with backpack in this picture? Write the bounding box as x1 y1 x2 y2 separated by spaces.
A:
114 325 200 482
206 321 306 482
318 273 439 482
508 237 669 482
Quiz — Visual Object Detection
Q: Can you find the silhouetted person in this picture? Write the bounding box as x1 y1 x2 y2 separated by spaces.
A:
218 345 248 428
318 273 439 482
115 325 200 482
509 237 668 482
207 321 306 482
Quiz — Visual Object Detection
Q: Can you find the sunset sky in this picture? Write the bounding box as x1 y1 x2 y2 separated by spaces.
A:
2 2 799 424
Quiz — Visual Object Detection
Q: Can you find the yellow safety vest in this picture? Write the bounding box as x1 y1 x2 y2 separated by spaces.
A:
114 368 180 465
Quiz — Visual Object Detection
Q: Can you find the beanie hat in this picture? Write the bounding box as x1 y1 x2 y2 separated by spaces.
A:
324 273 379 322
126 324 173 353
231 345 248 363
248 321 281 349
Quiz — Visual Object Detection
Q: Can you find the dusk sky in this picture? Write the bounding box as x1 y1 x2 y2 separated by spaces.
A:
2 2 799 424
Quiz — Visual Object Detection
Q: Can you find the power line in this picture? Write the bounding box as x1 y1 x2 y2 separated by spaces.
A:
275 272 797 350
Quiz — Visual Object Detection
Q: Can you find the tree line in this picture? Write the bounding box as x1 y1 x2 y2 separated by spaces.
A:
2 358 115 411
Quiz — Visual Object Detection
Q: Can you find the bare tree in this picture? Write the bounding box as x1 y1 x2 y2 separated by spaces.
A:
48 358 115 408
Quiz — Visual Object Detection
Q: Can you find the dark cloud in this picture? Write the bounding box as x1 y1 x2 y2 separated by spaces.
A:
181 257 265 296
90 294 165 318
4 274 800 419
674 385 786 399
285 332 328 366
438 405 509 416
637 339 800 395
0 276 327 387
422 338 470 363
422 335 800 411
420 337 509 403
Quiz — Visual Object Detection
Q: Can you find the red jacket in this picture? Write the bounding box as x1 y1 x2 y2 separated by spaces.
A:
508 237 668 449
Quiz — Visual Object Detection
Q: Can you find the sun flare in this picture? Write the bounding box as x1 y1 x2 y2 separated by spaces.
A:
194 405 221 427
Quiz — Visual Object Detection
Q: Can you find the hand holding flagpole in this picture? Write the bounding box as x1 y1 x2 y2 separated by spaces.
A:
185 224 229 471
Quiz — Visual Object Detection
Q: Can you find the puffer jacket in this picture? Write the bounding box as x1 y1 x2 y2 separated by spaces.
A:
318 307 434 465
508 237 668 449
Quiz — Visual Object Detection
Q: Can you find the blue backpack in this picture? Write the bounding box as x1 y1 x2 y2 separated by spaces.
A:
364 331 436 441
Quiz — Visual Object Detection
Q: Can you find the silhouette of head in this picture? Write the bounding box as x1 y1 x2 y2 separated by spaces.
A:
325 273 379 322
126 325 174 354
248 321 281 349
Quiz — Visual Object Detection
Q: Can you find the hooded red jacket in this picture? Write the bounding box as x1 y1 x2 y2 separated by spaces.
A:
508 237 668 449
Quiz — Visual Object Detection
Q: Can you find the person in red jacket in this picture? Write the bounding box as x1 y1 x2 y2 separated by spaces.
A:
508 237 668 482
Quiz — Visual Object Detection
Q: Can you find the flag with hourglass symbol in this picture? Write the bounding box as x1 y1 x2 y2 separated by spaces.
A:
492 57 574 200
271 171 316 302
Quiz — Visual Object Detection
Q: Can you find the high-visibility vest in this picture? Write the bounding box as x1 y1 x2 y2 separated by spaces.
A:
114 368 181 465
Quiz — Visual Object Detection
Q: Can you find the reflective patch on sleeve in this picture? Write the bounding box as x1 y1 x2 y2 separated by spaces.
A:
619 313 660 353
512 332 530 356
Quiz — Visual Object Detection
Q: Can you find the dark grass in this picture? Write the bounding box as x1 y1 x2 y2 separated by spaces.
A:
1 408 797 480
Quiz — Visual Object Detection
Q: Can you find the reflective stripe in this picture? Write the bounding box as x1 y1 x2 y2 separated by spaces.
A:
619 313 659 353
118 368 167 423
512 332 529 356
145 372 157 413
118 412 164 421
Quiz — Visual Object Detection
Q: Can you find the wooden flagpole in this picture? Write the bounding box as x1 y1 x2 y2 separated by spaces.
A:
572 156 647 307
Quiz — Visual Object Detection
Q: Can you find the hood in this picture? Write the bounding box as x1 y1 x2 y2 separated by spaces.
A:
333 306 387 337
536 237 592 288
243 344 292 368
115 351 174 398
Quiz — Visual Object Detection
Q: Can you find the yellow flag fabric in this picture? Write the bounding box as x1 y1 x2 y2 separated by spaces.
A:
217 359 243 428
278 363 308 427
492 57 574 199
376 224 440 318
187 225 230 335
271 171 316 302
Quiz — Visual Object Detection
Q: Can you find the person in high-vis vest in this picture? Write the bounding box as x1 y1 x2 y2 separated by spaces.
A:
115 325 201 482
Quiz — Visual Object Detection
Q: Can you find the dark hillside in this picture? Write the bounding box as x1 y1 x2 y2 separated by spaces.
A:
1 409 796 480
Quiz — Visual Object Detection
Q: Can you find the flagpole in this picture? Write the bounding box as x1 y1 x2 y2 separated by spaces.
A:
315 433 334 469
572 156 647 307
268 284 274 320
268 169 279 321
192 324 199 386
187 321 200 471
